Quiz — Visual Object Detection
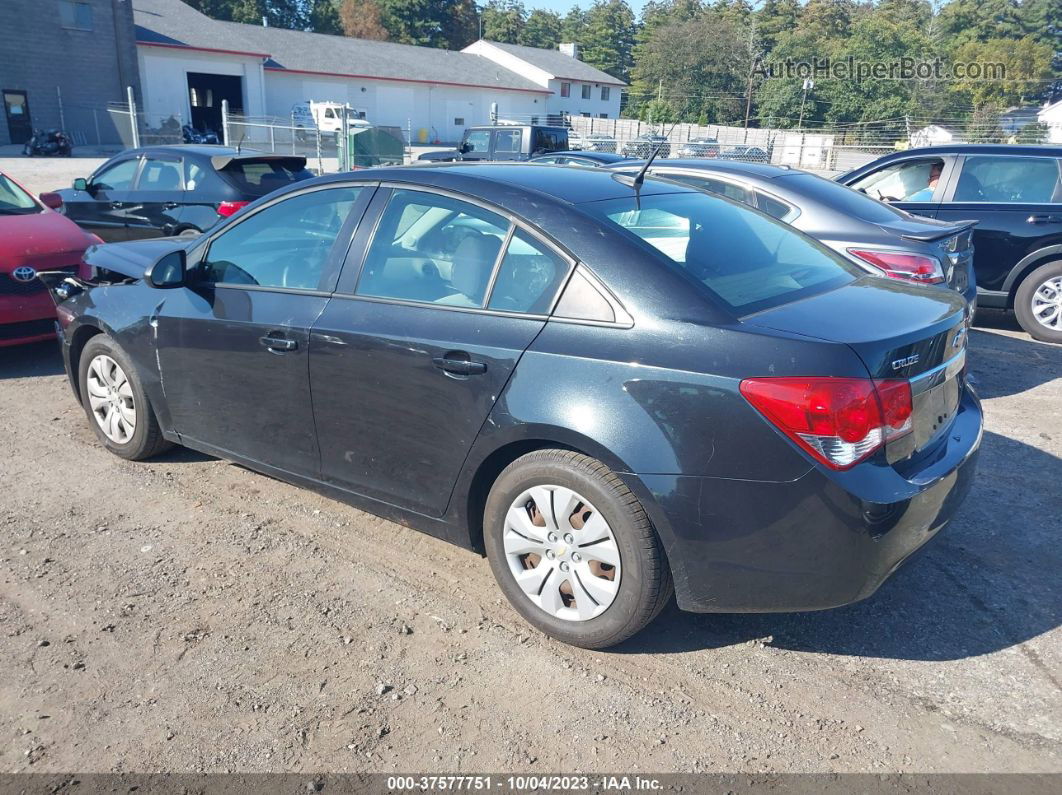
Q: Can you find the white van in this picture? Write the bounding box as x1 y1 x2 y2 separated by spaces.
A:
291 101 370 139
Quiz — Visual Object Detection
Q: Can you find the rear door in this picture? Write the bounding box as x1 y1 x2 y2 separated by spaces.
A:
124 153 185 239
155 184 371 475
490 127 523 161
308 186 572 517
934 154 1062 292
64 155 141 241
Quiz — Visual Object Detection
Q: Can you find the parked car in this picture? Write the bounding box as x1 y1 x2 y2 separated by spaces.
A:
838 144 1062 342
607 159 978 312
0 171 99 346
621 134 670 159
56 146 313 242
40 164 981 649
675 137 720 158
528 151 629 166
720 145 769 162
417 125 569 163
583 133 618 153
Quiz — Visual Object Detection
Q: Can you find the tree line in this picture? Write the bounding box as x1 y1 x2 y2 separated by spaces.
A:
186 0 1060 130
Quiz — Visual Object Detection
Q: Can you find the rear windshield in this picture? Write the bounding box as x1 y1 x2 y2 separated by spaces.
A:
581 190 857 314
778 172 910 224
218 158 313 196
0 173 40 214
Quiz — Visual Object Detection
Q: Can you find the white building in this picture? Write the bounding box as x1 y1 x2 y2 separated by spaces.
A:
1038 99 1062 144
462 41 624 121
132 0 623 144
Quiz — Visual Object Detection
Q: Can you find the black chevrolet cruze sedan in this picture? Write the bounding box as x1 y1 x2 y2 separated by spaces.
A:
40 164 982 649
56 145 313 242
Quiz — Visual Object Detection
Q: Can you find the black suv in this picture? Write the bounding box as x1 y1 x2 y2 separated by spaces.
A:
57 146 313 242
840 145 1062 342
417 125 569 163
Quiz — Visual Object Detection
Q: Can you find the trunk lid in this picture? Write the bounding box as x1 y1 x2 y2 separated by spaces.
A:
746 277 968 461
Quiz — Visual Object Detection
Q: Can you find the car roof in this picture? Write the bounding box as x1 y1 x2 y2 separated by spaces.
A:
121 145 288 159
313 162 697 205
612 158 792 180
880 144 1062 157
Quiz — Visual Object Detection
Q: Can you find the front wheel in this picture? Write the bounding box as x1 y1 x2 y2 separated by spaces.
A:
78 335 173 460
484 450 672 649
1014 260 1062 344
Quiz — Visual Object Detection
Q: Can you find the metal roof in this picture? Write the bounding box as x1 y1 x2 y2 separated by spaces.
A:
133 0 550 94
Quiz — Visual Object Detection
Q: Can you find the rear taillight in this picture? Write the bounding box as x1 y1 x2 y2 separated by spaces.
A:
848 249 945 284
217 200 250 218
740 377 913 470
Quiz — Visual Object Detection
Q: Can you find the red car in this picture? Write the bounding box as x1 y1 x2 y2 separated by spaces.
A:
0 171 100 347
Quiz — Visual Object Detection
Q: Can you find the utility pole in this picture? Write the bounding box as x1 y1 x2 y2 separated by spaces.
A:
744 18 758 129
798 78 813 130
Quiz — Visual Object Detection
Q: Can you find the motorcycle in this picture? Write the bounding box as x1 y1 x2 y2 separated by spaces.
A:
182 124 220 145
23 128 72 157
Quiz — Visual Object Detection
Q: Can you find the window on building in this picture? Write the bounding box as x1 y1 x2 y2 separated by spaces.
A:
58 0 93 29
454 117 464 126
580 112 591 118
560 82 571 98
598 113 608 119
581 84 591 100
601 86 610 101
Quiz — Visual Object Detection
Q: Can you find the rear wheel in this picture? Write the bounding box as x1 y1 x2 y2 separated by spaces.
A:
484 450 672 649
78 335 173 460
1014 260 1062 344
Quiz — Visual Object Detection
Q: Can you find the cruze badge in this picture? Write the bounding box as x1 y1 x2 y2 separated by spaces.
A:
891 354 920 370
11 266 37 283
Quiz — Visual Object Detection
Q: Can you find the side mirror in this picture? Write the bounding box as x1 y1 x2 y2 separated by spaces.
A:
72 177 88 192
459 142 472 154
145 250 186 289
39 192 63 210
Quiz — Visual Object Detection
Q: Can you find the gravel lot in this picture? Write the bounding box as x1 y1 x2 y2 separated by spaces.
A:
0 157 1060 775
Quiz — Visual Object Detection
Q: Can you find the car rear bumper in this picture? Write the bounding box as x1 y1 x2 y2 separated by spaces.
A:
0 292 58 347
633 386 982 613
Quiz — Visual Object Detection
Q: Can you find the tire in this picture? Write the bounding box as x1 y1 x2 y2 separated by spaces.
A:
484 450 673 649
1014 260 1062 344
78 335 173 460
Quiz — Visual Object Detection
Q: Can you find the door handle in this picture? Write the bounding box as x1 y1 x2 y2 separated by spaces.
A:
1027 214 1062 224
432 354 487 376
163 201 179 209
260 334 297 352
111 201 125 209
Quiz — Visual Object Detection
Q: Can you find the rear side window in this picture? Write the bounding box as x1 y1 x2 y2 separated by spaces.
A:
582 191 856 315
493 129 521 155
218 158 313 197
756 192 792 220
664 173 752 205
487 230 569 314
952 156 1062 203
533 129 566 153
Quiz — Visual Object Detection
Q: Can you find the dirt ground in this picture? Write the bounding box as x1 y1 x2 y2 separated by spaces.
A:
0 157 1060 775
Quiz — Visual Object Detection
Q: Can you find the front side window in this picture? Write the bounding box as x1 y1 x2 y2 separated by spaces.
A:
201 187 361 290
560 82 571 98
137 157 183 191
493 129 521 155
581 191 856 314
849 158 944 202
488 230 569 314
464 130 490 153
356 189 509 307
952 156 1062 203
92 159 139 191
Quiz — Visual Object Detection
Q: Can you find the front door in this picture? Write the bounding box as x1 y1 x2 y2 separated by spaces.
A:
155 184 369 475
845 155 957 220
3 90 32 145
934 153 1062 292
309 187 571 517
64 156 141 241
126 153 186 239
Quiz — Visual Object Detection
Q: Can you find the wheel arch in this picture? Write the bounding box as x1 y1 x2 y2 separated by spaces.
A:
1002 245 1062 306
67 321 106 401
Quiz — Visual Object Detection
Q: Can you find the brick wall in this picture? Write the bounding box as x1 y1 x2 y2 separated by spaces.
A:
0 0 142 147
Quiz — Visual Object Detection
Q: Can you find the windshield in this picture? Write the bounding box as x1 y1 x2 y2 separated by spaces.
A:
581 190 857 314
0 173 40 214
780 172 911 224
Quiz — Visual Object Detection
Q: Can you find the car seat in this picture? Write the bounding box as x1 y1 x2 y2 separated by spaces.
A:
436 233 501 307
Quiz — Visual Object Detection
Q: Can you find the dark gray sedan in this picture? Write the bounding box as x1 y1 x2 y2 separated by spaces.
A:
607 159 978 312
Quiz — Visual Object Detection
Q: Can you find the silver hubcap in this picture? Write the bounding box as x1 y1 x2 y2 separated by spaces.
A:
503 485 621 622
1031 276 1062 330
86 354 136 444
